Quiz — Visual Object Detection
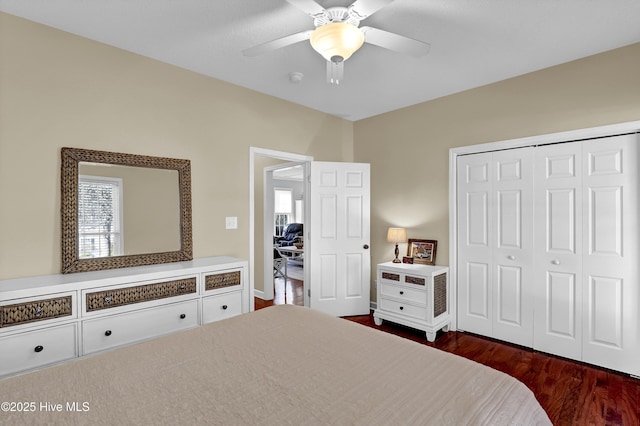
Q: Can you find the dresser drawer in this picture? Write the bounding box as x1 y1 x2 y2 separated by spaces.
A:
82 299 198 354
0 323 78 377
1 293 75 329
202 292 242 324
380 283 425 305
379 298 427 321
203 270 242 292
84 277 197 313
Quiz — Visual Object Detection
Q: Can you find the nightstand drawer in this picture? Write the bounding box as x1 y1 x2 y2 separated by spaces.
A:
379 298 426 321
0 323 78 377
380 283 425 305
82 299 198 354
202 292 242 324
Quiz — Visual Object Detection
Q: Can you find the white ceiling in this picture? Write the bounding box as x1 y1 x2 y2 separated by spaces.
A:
2 0 639 121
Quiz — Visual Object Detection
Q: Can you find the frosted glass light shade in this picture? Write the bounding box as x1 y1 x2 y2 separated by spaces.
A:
310 22 365 62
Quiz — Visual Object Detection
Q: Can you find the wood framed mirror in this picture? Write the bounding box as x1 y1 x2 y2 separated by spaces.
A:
61 147 193 273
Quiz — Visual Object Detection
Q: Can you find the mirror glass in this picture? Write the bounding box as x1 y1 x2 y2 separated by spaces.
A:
61 148 192 273
78 163 181 257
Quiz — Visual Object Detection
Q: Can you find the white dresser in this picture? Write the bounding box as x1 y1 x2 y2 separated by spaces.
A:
0 256 247 378
373 262 450 342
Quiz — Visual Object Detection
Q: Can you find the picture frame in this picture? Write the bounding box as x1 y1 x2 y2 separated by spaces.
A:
407 239 437 265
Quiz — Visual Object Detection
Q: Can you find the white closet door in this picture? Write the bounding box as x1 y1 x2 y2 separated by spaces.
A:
492 148 534 347
457 152 493 336
534 141 583 360
457 148 533 344
581 134 639 376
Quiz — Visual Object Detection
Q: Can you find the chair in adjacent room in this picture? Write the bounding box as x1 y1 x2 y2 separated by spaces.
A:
274 223 303 247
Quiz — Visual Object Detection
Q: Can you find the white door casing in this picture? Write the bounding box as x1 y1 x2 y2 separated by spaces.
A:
308 161 371 317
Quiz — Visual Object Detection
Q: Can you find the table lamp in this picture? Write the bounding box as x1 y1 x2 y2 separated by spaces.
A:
387 227 407 263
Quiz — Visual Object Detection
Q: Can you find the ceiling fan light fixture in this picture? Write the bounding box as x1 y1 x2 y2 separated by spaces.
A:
310 22 364 62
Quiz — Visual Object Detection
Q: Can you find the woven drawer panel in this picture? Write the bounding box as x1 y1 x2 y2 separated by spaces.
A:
86 277 197 312
205 271 241 291
1 296 73 328
381 272 400 282
405 275 426 286
433 273 447 317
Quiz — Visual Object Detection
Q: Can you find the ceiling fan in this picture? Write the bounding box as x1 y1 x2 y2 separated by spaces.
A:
242 0 430 84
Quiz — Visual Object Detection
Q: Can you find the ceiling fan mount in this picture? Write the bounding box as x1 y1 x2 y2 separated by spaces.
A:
243 0 430 85
311 6 361 27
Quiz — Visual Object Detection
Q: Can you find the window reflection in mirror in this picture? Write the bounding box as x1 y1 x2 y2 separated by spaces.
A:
78 163 181 258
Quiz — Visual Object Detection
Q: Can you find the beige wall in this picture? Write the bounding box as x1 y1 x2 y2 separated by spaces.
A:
2 12 638 306
0 13 353 279
355 43 640 301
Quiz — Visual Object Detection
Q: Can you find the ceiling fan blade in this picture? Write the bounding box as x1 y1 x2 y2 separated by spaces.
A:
360 26 430 57
242 30 313 57
349 0 395 19
286 0 327 17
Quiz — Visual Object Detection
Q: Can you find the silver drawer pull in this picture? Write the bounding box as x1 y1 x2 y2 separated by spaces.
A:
551 260 560 265
507 255 516 260
179 284 186 290
104 296 113 304
34 306 43 316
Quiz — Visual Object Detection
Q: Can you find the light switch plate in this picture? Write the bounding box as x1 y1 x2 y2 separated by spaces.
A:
225 216 238 229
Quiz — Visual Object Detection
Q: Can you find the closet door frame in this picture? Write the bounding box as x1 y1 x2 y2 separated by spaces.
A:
448 120 640 332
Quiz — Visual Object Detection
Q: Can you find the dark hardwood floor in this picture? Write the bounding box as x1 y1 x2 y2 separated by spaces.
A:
256 281 640 425
255 276 305 309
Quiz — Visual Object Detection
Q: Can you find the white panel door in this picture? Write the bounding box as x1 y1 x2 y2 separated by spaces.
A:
309 162 371 317
457 148 533 345
491 148 533 347
581 134 639 375
534 141 583 360
457 152 493 336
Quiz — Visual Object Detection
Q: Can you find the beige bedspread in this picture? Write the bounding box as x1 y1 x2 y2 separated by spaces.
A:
0 305 551 425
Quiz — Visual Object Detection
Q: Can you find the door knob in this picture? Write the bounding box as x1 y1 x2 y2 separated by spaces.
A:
551 260 560 265
363 244 369 249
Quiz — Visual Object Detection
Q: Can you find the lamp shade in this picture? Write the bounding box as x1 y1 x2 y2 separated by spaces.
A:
386 227 407 244
310 22 365 62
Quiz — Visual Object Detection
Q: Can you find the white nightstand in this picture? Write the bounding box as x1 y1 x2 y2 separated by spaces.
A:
373 262 450 342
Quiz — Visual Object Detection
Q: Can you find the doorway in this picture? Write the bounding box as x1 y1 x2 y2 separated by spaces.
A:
249 148 312 311
268 163 305 306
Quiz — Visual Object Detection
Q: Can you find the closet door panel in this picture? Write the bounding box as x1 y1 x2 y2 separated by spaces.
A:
492 148 533 347
534 142 583 360
457 153 493 336
582 134 640 376
546 271 578 338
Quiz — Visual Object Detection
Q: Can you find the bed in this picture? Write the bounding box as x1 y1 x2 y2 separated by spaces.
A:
0 305 551 425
